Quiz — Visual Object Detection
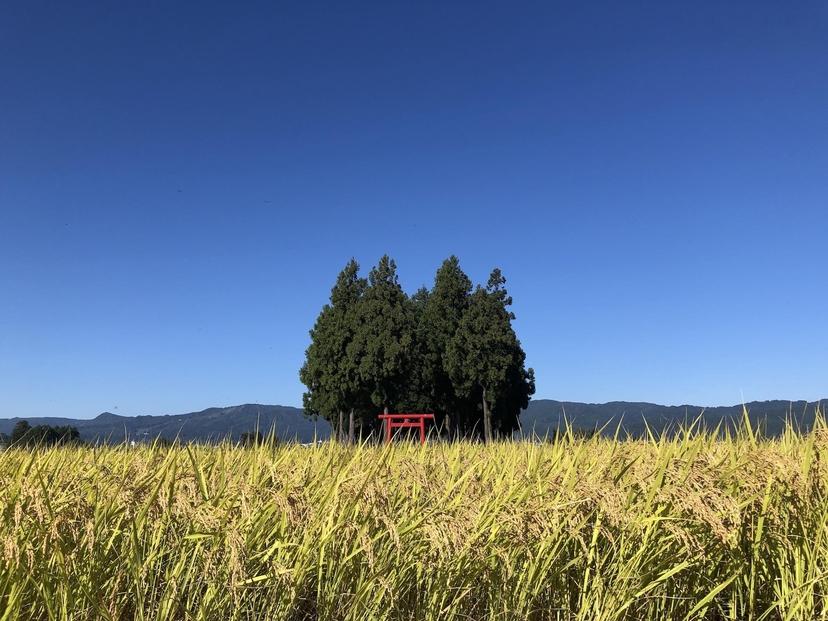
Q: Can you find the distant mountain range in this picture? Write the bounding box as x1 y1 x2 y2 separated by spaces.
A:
0 399 824 444
519 399 826 438
0 404 326 444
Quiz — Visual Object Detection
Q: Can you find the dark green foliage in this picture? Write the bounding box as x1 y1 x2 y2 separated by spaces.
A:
300 256 534 442
300 259 368 442
483 269 536 437
10 420 30 445
417 257 474 436
395 286 434 414
9 420 81 448
349 256 415 431
445 271 535 442
240 431 265 446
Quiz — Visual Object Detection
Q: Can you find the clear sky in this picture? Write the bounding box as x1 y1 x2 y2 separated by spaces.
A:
1 2 826 419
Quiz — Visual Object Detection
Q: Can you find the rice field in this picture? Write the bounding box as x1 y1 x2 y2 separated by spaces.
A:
2 415 828 620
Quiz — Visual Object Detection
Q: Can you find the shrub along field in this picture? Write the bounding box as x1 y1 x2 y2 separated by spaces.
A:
2 416 828 620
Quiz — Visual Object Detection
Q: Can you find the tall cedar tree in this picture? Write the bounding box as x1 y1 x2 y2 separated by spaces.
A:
418 256 473 437
299 259 367 442
10 420 31 445
396 286 433 414
485 270 535 435
349 256 414 431
446 269 535 442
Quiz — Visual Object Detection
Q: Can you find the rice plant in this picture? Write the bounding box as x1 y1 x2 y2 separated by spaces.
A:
1 411 827 620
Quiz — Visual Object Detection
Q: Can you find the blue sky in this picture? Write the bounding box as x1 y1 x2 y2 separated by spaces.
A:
1 1 826 419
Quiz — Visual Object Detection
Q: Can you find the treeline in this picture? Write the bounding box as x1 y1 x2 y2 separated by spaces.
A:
300 256 534 442
3 420 81 448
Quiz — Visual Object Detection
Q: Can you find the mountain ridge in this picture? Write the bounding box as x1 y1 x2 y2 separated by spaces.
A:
0 399 824 443
519 399 826 438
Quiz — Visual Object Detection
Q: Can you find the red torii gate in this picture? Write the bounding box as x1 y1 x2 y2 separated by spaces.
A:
377 413 435 445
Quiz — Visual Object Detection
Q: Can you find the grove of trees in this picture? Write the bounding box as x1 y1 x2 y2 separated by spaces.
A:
8 420 81 448
300 256 535 443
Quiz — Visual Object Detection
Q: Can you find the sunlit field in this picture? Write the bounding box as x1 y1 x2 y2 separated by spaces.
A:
2 415 828 620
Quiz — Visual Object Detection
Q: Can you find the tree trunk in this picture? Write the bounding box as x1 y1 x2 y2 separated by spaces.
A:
338 410 344 443
348 409 355 444
482 387 492 444
444 413 452 439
